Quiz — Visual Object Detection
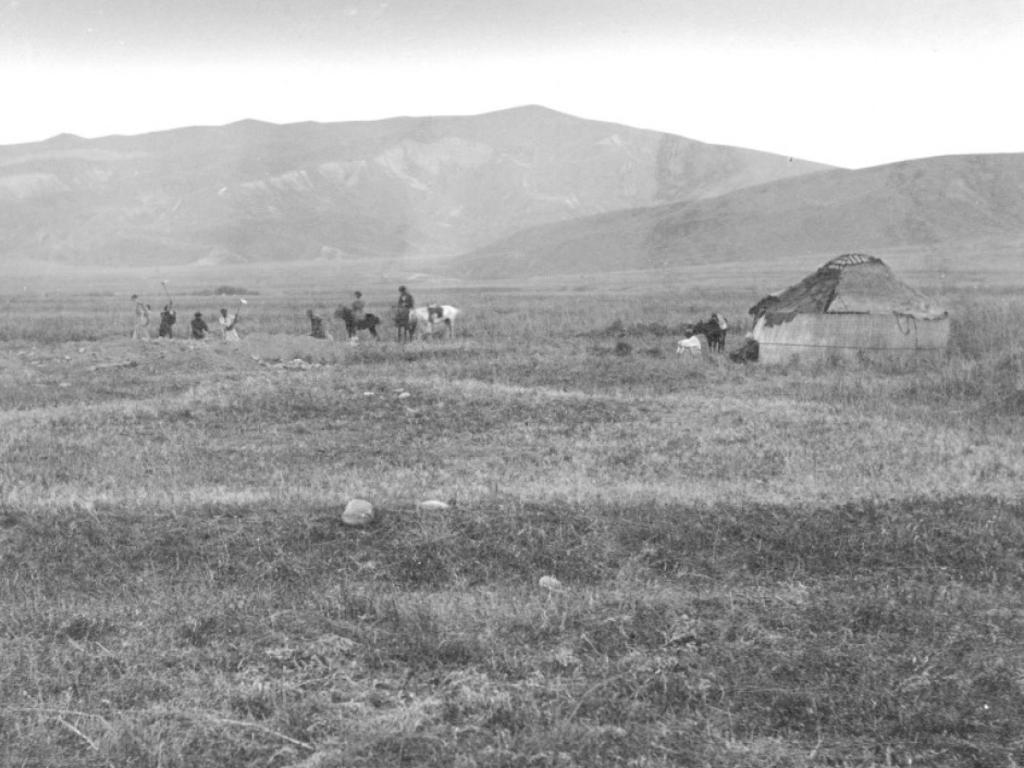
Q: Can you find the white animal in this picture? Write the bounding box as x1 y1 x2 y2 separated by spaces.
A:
411 305 461 338
676 336 702 355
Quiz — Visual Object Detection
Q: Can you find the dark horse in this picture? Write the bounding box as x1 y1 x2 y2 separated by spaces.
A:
691 316 728 352
393 306 416 342
334 306 380 339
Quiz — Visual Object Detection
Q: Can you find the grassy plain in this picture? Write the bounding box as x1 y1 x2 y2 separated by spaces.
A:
1 262 1023 767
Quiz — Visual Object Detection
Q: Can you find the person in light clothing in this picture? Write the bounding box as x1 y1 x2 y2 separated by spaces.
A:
351 291 366 322
219 307 240 341
131 295 150 340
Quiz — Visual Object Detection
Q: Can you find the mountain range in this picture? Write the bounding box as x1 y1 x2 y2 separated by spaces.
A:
0 105 1020 279
455 152 1024 278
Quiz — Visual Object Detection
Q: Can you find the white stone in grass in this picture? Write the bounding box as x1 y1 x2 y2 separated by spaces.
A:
342 498 375 526
539 575 563 592
416 499 451 511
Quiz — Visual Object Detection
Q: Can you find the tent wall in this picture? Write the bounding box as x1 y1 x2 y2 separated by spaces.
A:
753 313 951 365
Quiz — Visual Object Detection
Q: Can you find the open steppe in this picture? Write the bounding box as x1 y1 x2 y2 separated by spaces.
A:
2 262 1023 766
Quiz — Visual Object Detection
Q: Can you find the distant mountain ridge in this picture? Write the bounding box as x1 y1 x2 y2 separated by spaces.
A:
0 106 832 267
453 152 1024 278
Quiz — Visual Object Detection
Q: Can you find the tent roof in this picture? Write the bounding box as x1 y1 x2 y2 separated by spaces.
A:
749 253 948 320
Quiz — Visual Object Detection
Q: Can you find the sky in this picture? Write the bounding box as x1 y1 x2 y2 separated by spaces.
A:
1 0 1022 168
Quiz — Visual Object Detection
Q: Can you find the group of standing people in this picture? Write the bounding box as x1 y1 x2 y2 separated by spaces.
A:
131 295 240 342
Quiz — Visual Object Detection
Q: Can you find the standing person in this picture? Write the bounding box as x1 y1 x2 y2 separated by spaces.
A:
158 303 177 338
394 285 416 342
190 311 210 340
351 291 366 322
131 294 150 340
219 307 240 342
397 285 414 310
307 309 332 340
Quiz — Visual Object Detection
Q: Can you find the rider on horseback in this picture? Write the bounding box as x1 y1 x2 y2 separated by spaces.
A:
351 291 365 322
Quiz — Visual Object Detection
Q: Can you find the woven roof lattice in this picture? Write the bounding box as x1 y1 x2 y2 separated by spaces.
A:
823 253 879 269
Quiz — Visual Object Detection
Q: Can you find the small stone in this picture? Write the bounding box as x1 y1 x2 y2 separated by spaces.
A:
539 575 563 592
417 499 450 511
342 498 375 526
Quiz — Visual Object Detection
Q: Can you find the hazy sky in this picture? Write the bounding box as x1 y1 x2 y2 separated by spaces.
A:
2 0 1021 167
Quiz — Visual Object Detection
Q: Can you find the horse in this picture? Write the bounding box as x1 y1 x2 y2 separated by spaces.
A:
393 306 417 342
410 305 460 339
676 335 702 355
690 315 728 352
334 306 380 340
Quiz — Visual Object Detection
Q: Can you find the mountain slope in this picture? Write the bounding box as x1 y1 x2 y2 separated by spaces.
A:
451 153 1024 278
0 106 832 266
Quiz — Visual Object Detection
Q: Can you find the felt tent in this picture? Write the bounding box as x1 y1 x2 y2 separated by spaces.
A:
748 253 949 364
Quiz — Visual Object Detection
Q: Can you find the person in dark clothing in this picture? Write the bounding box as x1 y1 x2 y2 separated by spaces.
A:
158 303 177 338
397 285 414 310
190 311 210 340
307 309 331 340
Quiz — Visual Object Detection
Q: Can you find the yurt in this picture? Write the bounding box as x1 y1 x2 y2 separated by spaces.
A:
748 253 949 364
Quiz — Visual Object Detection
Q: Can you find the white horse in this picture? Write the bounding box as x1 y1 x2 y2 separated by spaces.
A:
411 305 461 339
676 335 702 356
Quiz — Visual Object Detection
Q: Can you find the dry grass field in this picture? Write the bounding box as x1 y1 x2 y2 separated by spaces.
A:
1 264 1023 767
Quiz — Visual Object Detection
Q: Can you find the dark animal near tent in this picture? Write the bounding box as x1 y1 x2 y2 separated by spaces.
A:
335 307 380 339
393 306 417 342
690 316 728 352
